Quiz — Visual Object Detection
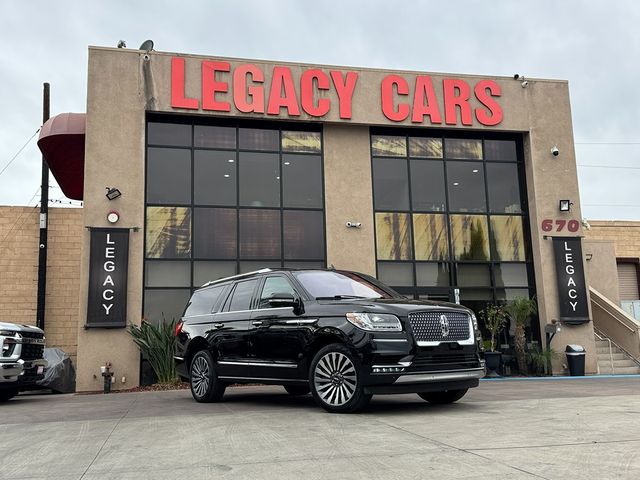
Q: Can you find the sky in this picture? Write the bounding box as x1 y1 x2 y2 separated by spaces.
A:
1 0 639 220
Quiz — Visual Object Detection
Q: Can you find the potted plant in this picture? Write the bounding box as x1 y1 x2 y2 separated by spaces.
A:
480 304 507 377
504 297 538 375
527 345 559 376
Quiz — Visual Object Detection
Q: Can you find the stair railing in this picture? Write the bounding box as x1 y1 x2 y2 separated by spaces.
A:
593 329 614 374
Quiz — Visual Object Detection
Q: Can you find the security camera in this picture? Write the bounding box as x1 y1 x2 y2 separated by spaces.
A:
513 74 520 80
346 222 362 228
551 146 559 156
521 80 529 88
143 53 150 62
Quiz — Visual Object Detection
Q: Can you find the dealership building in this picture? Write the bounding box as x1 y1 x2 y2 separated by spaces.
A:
9 45 638 391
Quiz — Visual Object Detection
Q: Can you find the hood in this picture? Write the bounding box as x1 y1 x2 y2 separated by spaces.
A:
0 322 45 335
312 297 472 317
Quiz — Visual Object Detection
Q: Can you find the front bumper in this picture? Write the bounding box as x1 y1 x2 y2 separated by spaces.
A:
0 358 47 385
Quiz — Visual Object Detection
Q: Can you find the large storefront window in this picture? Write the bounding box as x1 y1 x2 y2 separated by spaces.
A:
143 118 325 324
371 130 534 314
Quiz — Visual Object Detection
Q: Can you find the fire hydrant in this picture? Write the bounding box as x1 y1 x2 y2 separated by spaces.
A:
100 362 114 394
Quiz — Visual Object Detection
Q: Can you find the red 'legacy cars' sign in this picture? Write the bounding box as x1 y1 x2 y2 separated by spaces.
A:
170 57 503 126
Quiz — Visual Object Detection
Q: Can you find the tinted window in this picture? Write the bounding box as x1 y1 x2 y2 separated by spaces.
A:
239 128 279 150
194 125 236 149
193 208 237 258
239 209 281 259
282 154 323 208
143 289 191 325
259 276 297 308
487 163 521 213
294 271 392 299
410 160 446 211
147 148 191 204
145 260 190 287
484 140 517 161
373 158 409 210
283 210 325 259
194 150 237 206
227 279 259 311
239 152 280 207
281 131 321 153
148 122 191 146
447 162 486 212
185 285 226 316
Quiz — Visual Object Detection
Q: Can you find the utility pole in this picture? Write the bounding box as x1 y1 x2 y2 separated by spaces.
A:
36 83 50 331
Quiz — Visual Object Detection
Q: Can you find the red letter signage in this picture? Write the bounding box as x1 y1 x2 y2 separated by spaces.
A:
202 61 231 112
381 75 410 122
171 57 199 110
301 69 331 117
474 80 503 126
443 79 472 126
233 64 265 113
412 76 442 124
330 71 358 119
267 67 301 116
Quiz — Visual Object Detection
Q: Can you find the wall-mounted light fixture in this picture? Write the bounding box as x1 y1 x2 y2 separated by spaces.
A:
105 187 122 201
559 199 573 212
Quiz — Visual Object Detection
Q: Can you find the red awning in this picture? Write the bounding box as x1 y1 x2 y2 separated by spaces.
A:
37 113 86 201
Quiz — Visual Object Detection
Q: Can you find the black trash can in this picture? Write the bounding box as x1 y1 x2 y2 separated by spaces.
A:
565 345 586 376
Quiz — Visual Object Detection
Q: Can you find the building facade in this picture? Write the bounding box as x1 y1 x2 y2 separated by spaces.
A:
37 46 602 390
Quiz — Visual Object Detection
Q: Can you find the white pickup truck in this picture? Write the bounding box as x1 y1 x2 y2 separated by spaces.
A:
0 322 47 401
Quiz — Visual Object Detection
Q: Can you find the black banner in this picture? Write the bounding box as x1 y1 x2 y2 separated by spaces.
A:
86 228 129 328
552 237 590 324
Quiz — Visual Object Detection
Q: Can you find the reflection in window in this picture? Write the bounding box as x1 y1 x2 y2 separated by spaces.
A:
283 210 325 259
281 131 321 152
375 213 412 260
193 208 237 258
409 137 443 158
410 160 446 211
371 135 407 157
413 214 448 261
259 276 297 308
239 152 280 207
194 150 237 206
147 123 191 147
495 288 530 302
484 140 517 161
373 158 410 210
193 261 236 286
147 148 191 204
487 163 521 213
445 138 482 159
239 209 281 259
450 215 489 261
494 263 529 287
194 125 236 149
416 263 450 287
447 161 486 212
457 264 491 287
282 154 323 208
145 261 191 287
490 216 526 261
146 207 191 258
239 128 279 151
143 289 191 325
377 262 413 286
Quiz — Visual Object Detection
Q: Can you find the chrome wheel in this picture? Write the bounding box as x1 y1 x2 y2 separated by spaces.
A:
314 352 357 406
191 355 210 399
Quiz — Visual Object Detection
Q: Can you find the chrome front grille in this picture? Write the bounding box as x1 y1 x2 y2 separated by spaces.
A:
408 311 471 345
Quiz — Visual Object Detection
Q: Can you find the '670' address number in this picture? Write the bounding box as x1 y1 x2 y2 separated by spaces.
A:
541 219 580 233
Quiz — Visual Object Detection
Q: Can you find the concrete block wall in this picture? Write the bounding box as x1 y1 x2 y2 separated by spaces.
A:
0 206 82 363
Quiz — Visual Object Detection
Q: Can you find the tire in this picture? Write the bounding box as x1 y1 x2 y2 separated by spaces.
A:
0 387 19 402
284 385 310 396
189 350 226 403
309 344 372 413
418 388 468 405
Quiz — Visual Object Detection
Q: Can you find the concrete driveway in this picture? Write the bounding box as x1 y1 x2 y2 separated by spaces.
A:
1 377 639 479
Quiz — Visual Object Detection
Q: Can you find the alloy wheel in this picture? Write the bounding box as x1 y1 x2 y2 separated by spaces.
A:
313 352 357 406
191 355 210 398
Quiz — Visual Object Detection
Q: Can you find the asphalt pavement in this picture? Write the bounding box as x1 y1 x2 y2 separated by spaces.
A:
1 377 639 479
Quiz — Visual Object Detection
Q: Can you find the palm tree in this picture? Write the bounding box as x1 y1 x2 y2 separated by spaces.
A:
504 297 537 375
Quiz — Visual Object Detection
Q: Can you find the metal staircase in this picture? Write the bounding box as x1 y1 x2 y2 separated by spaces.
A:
595 330 640 375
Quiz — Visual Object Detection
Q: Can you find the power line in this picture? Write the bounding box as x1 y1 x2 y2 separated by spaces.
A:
0 129 41 178
583 204 640 207
577 164 640 170
575 142 640 145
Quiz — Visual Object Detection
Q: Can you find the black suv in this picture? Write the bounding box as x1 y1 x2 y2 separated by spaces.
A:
175 268 485 413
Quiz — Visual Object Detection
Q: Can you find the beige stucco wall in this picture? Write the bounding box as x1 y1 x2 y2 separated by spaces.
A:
583 240 620 305
0 207 82 362
585 221 640 259
76 46 597 386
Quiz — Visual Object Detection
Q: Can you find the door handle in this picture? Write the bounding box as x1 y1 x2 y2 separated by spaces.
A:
252 320 263 326
213 323 224 329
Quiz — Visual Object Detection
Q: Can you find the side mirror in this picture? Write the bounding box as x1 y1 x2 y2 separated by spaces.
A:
268 292 304 314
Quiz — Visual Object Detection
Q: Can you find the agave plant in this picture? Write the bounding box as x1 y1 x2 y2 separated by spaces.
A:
527 345 559 376
504 297 538 375
129 318 178 384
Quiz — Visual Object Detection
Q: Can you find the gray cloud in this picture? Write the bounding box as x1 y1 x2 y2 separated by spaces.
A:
1 0 639 218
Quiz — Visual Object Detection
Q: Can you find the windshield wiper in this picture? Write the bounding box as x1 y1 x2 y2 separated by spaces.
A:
315 295 368 300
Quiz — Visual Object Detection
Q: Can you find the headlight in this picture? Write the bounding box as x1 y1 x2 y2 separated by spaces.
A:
346 313 402 332
471 313 478 331
0 330 17 336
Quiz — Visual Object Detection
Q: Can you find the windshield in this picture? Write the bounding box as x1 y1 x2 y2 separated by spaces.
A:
293 271 393 299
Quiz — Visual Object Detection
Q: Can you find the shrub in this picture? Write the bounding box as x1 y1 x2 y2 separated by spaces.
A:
129 319 178 384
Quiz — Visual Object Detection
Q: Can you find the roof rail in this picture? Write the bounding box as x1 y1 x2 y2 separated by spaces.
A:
200 268 273 288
